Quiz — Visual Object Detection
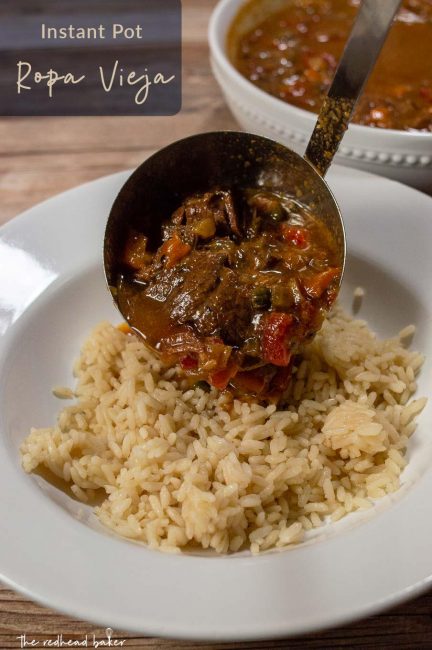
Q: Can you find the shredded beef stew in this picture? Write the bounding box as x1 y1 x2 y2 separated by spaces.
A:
117 189 341 398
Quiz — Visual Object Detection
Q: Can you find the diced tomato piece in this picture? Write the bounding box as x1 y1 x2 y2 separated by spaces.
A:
180 355 198 370
234 370 266 394
280 225 310 248
261 312 294 367
161 233 191 269
301 267 340 299
209 362 239 391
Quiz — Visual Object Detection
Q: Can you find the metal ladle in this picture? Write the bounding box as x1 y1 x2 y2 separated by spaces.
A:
104 0 401 325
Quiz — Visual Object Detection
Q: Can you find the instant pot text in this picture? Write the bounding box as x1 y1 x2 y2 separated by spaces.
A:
41 23 143 40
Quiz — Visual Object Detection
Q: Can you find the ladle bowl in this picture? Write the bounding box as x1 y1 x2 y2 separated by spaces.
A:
104 131 345 299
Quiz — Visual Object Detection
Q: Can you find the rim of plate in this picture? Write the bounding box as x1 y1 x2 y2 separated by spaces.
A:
1 167 432 641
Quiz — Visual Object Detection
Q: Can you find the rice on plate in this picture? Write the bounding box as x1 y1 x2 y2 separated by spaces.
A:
21 302 426 554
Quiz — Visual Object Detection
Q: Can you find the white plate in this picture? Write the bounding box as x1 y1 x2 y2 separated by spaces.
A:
1 166 432 641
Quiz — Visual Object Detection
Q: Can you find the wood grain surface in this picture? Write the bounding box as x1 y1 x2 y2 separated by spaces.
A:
1 1 432 647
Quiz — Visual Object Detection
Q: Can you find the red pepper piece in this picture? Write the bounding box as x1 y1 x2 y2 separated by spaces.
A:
180 355 198 370
280 225 310 249
261 312 294 367
301 267 340 299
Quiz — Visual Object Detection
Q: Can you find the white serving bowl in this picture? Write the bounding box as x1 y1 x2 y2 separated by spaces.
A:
209 0 432 193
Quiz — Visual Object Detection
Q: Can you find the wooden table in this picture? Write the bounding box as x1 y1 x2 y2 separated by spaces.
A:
1 1 431 647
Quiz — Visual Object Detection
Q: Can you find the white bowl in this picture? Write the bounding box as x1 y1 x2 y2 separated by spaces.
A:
209 0 432 193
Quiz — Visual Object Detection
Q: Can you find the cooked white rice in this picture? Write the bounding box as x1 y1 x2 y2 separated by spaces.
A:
20 306 426 554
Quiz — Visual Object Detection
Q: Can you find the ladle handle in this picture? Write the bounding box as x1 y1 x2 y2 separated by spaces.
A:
304 0 402 177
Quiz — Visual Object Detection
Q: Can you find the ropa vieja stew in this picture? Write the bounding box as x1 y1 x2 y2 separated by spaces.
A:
229 0 432 132
116 189 342 398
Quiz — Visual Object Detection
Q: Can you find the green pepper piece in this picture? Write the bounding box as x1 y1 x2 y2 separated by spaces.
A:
252 287 271 309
